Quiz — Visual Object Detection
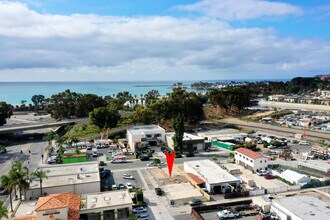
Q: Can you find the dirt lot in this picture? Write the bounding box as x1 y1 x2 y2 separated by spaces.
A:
148 168 188 186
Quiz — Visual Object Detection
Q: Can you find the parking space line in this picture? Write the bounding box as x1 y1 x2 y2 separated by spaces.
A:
137 169 150 190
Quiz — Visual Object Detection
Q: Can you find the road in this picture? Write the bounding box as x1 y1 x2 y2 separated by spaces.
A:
258 100 330 112
0 141 46 175
220 118 330 141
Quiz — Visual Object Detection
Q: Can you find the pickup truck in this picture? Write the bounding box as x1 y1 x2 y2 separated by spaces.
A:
217 210 240 219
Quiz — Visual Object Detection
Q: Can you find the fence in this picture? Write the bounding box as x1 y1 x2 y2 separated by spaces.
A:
266 185 300 194
173 165 211 201
211 141 235 151
249 189 265 196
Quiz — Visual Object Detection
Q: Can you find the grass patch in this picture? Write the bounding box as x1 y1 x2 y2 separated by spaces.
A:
64 121 101 139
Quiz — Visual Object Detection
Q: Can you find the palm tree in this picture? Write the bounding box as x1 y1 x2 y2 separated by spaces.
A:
31 170 49 197
9 170 29 201
0 201 8 219
11 160 24 172
0 175 15 212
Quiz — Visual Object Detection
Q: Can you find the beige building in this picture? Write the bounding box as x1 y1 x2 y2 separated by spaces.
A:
27 162 100 199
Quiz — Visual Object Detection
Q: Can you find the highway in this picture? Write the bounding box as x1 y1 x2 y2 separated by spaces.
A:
0 118 87 134
220 118 330 141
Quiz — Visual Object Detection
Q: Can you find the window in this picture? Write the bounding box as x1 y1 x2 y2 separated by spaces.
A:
243 156 245 159
265 160 267 163
260 161 262 163
146 134 152 138
154 134 161 137
250 159 253 162
239 154 242 157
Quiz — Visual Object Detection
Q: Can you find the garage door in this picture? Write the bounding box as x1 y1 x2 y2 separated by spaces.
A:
213 185 222 194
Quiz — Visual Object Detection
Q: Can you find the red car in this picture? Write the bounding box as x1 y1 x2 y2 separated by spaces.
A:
264 174 275 179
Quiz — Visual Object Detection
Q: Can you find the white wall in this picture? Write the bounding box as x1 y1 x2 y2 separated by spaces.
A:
235 151 268 172
36 207 68 220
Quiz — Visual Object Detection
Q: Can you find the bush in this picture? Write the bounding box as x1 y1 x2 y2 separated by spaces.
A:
152 158 161 164
161 146 166 151
223 124 240 130
185 152 194 157
147 152 153 157
175 153 182 158
275 176 293 186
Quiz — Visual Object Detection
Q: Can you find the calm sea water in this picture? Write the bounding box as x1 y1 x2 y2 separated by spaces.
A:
0 80 287 104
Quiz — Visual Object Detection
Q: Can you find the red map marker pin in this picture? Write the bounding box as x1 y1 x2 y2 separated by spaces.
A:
165 151 176 177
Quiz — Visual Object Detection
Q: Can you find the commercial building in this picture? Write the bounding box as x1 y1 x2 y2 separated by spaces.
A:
184 160 240 194
162 183 205 206
126 125 166 152
27 162 100 199
270 191 330 220
12 191 133 220
165 132 205 151
279 170 311 185
197 129 247 142
235 148 268 172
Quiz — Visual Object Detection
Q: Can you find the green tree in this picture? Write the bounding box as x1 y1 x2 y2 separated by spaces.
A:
89 106 120 139
31 94 45 113
0 201 8 219
152 158 161 165
144 90 160 105
133 106 155 124
9 168 29 201
173 113 184 154
31 169 49 197
0 101 12 126
128 214 138 220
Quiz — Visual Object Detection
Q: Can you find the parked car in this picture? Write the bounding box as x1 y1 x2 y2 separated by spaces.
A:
112 184 117 190
155 187 163 196
264 174 275 179
118 183 126 189
126 182 133 189
299 141 309 145
92 152 98 157
47 156 57 164
189 199 202 206
256 170 269 176
86 146 92 150
99 169 111 178
217 210 240 219
136 213 149 220
140 156 150 161
123 175 134 180
132 206 147 214
99 161 106 166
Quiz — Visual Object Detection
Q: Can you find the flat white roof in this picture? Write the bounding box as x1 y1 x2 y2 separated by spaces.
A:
81 191 133 210
30 162 100 189
128 125 165 135
166 132 204 141
274 192 330 220
281 170 310 182
184 160 239 185
162 183 204 201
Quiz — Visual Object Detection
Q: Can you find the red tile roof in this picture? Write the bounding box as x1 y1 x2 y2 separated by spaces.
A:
235 148 264 159
35 192 80 220
187 173 204 185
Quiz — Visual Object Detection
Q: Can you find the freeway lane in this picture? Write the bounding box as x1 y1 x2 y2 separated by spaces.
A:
220 118 330 141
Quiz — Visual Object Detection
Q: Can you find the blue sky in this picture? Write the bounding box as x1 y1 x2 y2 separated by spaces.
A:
0 0 330 81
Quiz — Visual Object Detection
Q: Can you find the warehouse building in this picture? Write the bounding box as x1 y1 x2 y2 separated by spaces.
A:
279 170 311 185
184 160 240 194
166 132 205 151
235 148 268 172
126 125 166 152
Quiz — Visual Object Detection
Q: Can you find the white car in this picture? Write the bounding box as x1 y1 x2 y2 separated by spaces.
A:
123 175 134 180
112 184 117 190
217 210 239 219
132 206 147 213
299 141 309 145
126 182 133 189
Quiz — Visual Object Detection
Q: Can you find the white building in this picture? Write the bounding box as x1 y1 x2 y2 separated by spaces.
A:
126 125 166 152
197 129 247 142
27 162 100 199
270 192 330 220
279 170 311 185
165 132 205 151
235 148 268 172
184 160 240 194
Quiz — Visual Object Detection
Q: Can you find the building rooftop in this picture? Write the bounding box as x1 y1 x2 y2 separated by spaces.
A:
281 170 309 182
184 160 239 184
162 183 204 201
166 132 204 141
29 173 100 189
273 192 330 220
187 173 204 185
235 148 264 160
29 163 100 189
80 191 133 211
38 162 99 176
128 125 165 135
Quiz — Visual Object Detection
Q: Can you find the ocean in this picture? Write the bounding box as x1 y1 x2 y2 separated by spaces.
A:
0 81 195 105
0 80 287 105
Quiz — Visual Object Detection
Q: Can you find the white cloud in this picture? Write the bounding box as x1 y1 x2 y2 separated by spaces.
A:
0 1 328 81
174 0 303 20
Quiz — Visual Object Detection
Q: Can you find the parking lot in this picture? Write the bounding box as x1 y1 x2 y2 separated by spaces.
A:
100 166 145 191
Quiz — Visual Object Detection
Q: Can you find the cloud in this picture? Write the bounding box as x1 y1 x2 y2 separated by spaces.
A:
174 0 303 21
0 1 328 81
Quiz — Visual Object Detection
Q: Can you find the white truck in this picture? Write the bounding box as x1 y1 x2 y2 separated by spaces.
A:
217 210 240 219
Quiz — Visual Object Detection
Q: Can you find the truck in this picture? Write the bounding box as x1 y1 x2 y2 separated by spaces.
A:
217 210 240 219
111 155 127 163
